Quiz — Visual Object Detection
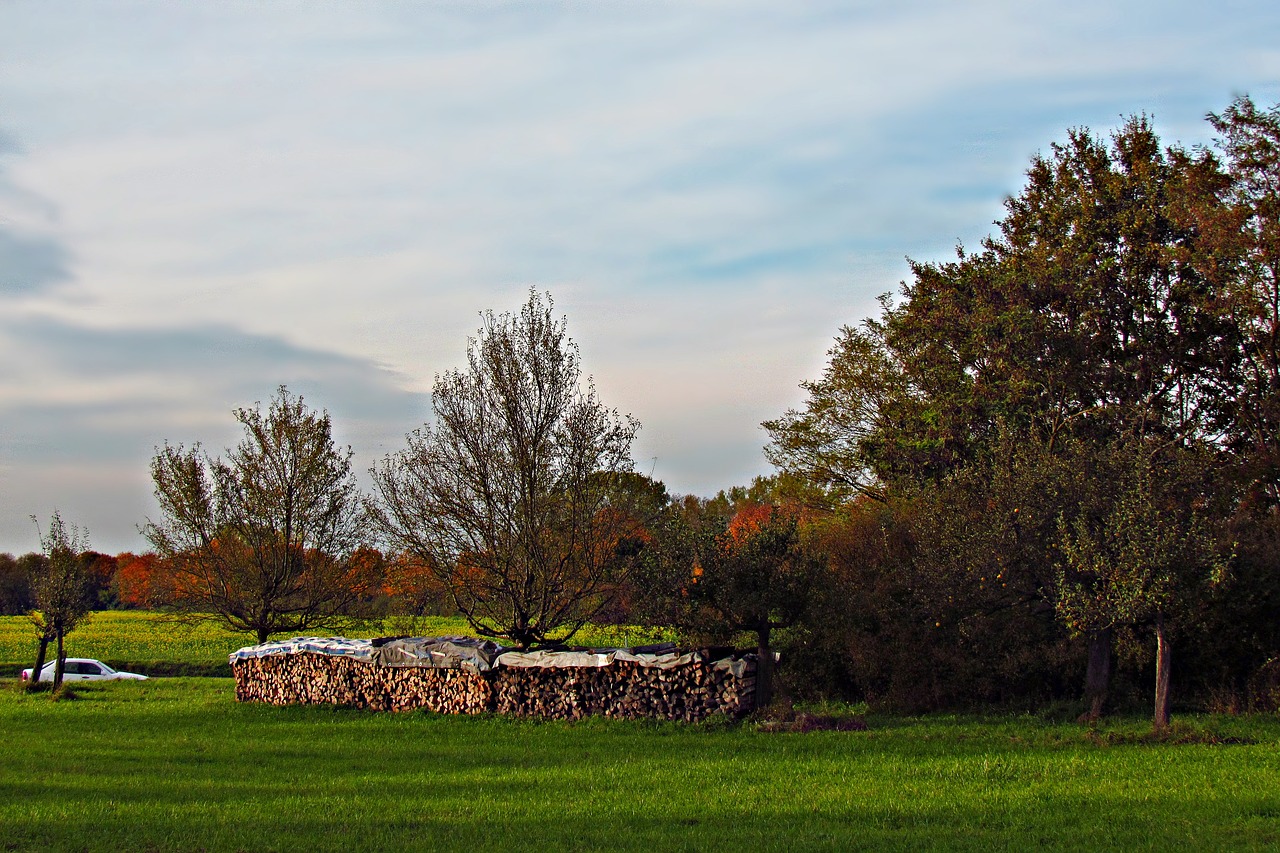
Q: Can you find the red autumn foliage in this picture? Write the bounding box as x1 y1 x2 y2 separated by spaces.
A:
725 503 778 548
114 552 167 609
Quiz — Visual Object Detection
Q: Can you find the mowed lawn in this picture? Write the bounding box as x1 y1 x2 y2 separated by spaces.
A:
2 678 1280 852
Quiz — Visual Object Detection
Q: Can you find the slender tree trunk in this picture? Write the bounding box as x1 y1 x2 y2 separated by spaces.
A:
257 626 270 645
1080 627 1112 722
52 630 66 689
29 635 50 687
755 625 774 712
1154 612 1172 730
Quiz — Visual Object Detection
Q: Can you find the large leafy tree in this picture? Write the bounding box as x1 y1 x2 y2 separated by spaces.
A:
766 111 1246 714
1199 96 1280 507
690 504 826 708
143 386 373 644
371 291 641 649
768 116 1228 493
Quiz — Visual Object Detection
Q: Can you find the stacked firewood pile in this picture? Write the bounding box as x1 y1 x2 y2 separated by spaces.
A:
231 640 758 722
490 659 755 722
234 652 492 714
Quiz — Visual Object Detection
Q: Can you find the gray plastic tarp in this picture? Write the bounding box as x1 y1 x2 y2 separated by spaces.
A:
496 648 704 670
372 636 505 672
228 636 374 664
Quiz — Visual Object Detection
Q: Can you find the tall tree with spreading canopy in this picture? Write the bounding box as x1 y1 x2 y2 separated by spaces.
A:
767 115 1228 493
765 109 1245 714
1199 96 1280 507
633 494 828 708
371 291 641 649
143 386 373 644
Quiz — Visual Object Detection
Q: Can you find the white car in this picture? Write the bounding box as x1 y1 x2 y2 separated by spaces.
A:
20 658 148 683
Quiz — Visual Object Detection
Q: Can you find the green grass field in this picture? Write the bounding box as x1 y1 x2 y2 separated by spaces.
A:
3 613 1278 850
2 679 1278 851
0 611 676 677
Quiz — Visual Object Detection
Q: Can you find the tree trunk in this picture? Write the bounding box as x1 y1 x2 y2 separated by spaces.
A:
29 635 50 687
1154 613 1172 730
52 630 66 689
754 626 774 712
1080 627 1112 722
257 626 271 645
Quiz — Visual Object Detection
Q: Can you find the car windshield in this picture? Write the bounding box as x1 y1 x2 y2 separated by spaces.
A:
98 662 116 674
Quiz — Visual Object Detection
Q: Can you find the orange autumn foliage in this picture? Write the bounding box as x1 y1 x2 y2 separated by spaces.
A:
725 503 778 548
115 552 167 609
382 550 445 604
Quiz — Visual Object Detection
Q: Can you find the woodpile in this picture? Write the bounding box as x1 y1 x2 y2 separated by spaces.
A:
231 643 758 722
234 653 491 714
491 660 755 722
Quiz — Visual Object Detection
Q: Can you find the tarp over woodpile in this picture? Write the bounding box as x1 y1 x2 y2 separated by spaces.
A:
227 636 502 671
228 636 375 663
373 636 504 672
229 637 757 677
495 645 756 678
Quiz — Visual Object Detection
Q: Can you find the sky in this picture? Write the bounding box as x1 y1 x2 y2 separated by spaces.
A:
1 1 1277 555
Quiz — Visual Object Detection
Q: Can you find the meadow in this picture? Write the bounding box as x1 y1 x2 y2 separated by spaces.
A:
3 678 1279 851
0 611 674 677
3 613 1279 851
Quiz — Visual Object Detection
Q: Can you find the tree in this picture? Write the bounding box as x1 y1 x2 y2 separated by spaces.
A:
143 386 373 644
888 429 1090 712
79 552 119 609
690 504 827 708
762 318 901 505
27 512 92 689
371 291 641 649
0 552 34 616
764 113 1237 712
635 498 828 708
114 552 165 609
1054 440 1229 729
767 116 1228 494
1199 96 1280 507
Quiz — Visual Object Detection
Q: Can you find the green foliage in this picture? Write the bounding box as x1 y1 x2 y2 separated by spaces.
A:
1202 96 1280 507
0 552 34 616
687 507 827 646
762 324 900 503
767 115 1230 496
760 98 1280 715
1053 441 1229 637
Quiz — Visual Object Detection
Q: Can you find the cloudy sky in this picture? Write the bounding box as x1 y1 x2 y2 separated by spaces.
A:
1 1 1276 554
